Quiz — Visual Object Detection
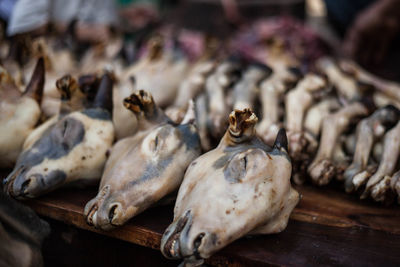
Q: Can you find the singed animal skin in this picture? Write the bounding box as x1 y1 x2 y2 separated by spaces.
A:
0 58 44 168
120 36 188 108
84 90 201 230
206 60 241 139
161 109 299 264
361 121 400 201
232 63 272 110
285 74 326 159
112 77 139 140
256 76 285 145
3 73 115 199
343 106 400 193
166 60 215 123
25 38 76 118
317 57 361 100
308 102 368 186
304 97 340 137
113 39 188 140
256 58 301 146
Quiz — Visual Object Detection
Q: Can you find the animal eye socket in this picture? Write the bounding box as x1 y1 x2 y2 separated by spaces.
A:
148 135 160 152
62 120 68 138
52 118 85 151
154 136 159 149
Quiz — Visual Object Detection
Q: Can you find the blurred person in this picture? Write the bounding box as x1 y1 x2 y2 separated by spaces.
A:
117 0 242 30
324 0 400 80
0 0 17 25
7 0 118 43
118 0 161 30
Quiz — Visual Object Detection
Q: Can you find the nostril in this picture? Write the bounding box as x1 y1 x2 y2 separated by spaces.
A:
193 232 205 259
108 204 119 223
193 233 205 250
20 178 31 193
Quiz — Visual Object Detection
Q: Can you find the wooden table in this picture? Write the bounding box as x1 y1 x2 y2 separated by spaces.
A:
2 169 400 266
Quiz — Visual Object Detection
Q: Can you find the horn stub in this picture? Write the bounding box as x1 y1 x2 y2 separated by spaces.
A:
92 72 114 113
23 57 45 103
273 128 288 152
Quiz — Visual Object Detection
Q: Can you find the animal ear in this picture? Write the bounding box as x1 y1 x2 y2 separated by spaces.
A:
123 90 156 117
273 128 288 153
51 117 85 150
23 57 45 103
224 149 266 183
92 71 114 113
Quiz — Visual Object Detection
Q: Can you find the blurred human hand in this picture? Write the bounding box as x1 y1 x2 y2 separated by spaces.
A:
343 0 400 65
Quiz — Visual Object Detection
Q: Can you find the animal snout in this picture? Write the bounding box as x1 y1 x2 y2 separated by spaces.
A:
13 173 46 199
161 210 192 259
3 165 26 195
93 201 124 230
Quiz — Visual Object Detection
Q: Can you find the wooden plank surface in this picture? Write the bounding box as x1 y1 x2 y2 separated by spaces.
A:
2 170 400 266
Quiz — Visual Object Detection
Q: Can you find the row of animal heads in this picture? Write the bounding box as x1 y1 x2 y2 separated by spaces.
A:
2 59 298 263
0 53 198 199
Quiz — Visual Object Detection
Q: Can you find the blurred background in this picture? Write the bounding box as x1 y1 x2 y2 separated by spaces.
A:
1 0 399 80
1 1 400 266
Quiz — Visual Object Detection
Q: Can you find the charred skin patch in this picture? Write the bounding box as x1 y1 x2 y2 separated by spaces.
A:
28 170 66 189
224 155 247 183
81 108 111 121
126 123 201 188
16 117 85 167
127 156 174 188
212 154 231 169
9 170 66 198
177 124 201 152
213 139 270 171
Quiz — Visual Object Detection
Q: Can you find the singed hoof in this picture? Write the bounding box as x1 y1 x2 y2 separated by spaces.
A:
56 75 78 100
227 109 258 142
123 90 156 116
370 176 391 202
309 159 335 186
